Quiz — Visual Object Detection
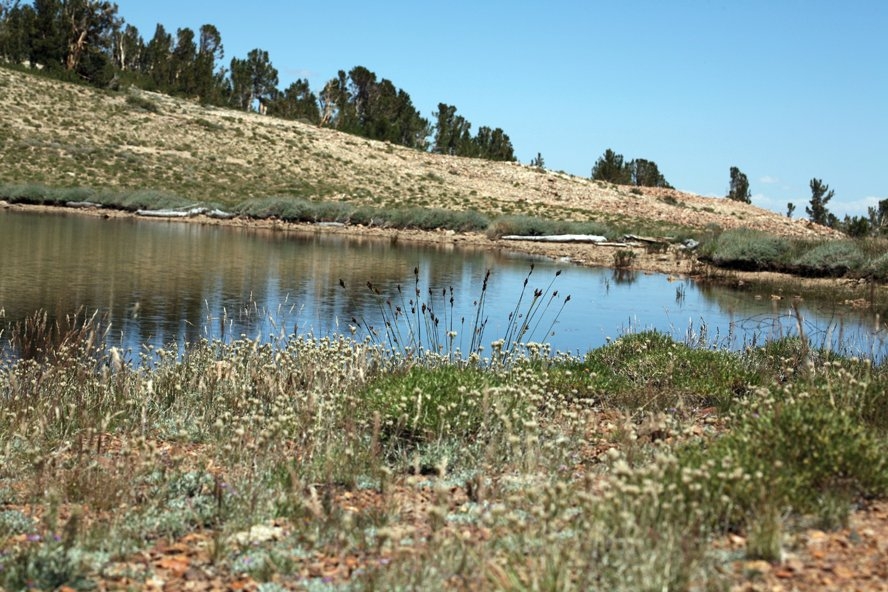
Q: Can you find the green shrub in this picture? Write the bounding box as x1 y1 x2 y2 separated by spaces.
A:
0 182 54 204
111 189 192 211
613 249 636 268
561 331 755 411
0 510 36 536
381 206 489 232
125 93 160 113
710 392 886 528
863 251 888 281
701 229 789 270
360 365 501 445
793 240 865 277
235 195 315 220
486 215 611 239
0 539 91 591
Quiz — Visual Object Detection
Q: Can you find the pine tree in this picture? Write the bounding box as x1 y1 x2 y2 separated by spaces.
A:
726 166 751 203
806 178 835 226
591 149 631 184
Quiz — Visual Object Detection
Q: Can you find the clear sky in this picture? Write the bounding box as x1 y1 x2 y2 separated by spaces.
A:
115 0 887 219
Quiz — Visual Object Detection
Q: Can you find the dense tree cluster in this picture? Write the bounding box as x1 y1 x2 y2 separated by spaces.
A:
432 103 515 161
319 66 430 149
0 1 514 161
0 0 120 85
590 149 672 188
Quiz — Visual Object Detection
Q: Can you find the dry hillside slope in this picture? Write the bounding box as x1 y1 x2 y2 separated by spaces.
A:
0 66 835 239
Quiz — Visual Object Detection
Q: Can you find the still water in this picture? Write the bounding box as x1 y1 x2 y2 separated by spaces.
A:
1 210 885 361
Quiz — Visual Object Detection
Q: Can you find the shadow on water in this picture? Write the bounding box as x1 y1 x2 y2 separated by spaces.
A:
1 209 886 362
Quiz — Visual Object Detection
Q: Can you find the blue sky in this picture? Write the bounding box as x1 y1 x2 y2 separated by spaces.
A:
115 0 887 219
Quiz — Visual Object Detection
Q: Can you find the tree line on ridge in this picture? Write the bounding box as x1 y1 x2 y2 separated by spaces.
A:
0 0 515 160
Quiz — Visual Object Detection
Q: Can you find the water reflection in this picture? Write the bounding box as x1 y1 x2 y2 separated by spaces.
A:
0 209 885 361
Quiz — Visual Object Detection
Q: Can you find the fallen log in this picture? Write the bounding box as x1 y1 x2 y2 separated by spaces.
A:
500 234 608 243
136 206 235 219
66 201 102 209
136 208 193 218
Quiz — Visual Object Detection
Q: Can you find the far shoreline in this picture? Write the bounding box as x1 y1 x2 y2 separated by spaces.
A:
3 200 884 309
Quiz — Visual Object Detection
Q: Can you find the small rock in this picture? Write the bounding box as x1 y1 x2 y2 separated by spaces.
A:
229 524 285 545
744 560 773 575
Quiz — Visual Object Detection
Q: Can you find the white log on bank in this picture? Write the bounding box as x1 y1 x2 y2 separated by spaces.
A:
500 234 608 243
135 207 235 219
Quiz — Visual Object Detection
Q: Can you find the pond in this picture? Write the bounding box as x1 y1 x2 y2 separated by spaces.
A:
1 209 885 362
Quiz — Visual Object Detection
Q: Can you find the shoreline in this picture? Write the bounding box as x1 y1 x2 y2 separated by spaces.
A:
3 200 883 304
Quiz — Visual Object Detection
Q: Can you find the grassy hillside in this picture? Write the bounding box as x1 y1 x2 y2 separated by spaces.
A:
0 65 834 240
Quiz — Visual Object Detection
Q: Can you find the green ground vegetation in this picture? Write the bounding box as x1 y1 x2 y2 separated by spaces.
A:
698 228 888 281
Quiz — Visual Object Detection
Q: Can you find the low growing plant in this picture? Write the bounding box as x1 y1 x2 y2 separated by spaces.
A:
613 249 636 269
700 228 789 271
792 240 865 277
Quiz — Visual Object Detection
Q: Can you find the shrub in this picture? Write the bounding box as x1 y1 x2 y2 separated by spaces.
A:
125 93 160 113
111 189 191 211
793 240 865 277
569 331 755 411
684 387 888 530
864 251 888 281
613 249 636 269
359 365 500 445
701 229 789 271
486 215 611 239
381 206 489 232
235 196 315 220
0 183 54 204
